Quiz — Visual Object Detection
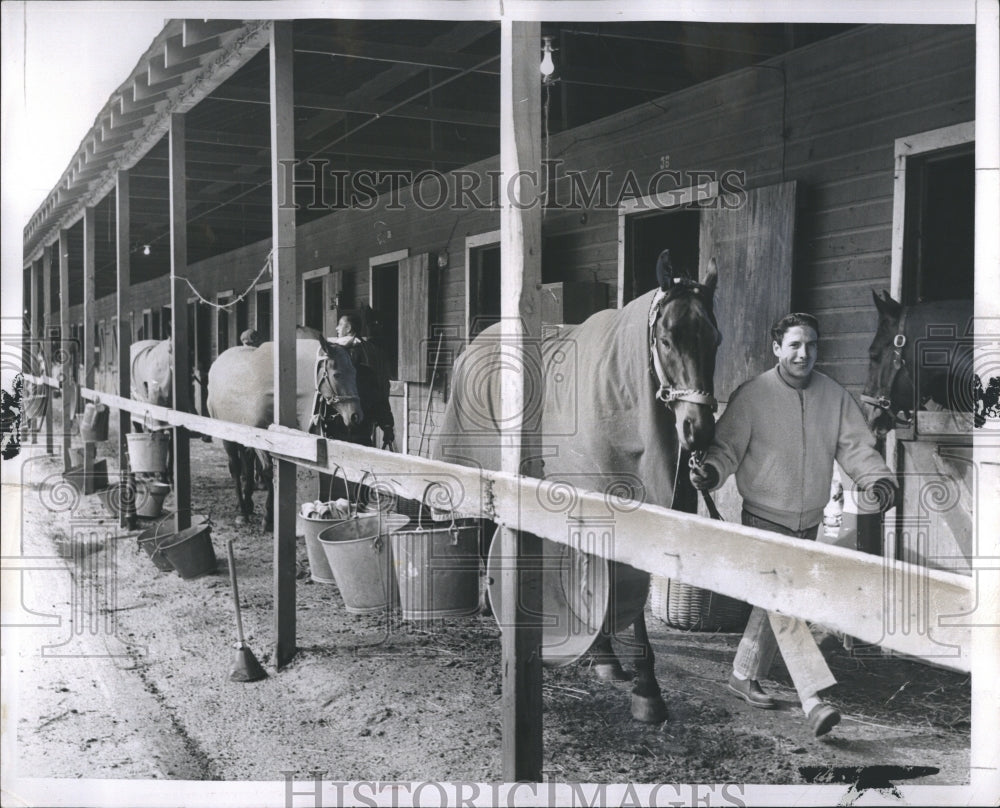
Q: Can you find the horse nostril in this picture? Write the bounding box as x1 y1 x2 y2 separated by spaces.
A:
351 412 360 425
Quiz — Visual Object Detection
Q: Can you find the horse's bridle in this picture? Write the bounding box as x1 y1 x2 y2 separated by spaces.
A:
314 347 360 408
860 309 913 425
647 282 719 412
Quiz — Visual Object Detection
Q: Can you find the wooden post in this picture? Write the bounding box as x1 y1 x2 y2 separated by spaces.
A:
499 19 544 782
42 245 54 454
116 171 136 530
59 229 72 471
169 114 192 532
270 19 298 668
29 259 41 444
82 207 97 489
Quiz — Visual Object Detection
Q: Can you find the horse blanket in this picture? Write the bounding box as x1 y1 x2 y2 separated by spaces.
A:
131 339 173 429
434 289 689 510
206 339 335 433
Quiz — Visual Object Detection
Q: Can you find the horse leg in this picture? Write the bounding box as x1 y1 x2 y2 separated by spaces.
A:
629 612 667 723
258 450 274 531
590 633 632 682
223 440 253 521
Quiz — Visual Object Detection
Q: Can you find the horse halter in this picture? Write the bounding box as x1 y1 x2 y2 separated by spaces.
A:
860 309 913 424
647 283 719 412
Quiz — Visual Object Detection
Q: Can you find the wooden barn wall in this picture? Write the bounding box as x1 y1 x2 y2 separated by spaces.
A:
63 24 974 458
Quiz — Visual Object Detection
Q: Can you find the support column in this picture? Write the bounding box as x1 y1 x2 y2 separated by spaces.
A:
270 19 298 668
82 208 98 490
169 114 192 532
42 244 54 454
116 171 136 530
28 260 41 443
59 229 72 471
499 19 544 782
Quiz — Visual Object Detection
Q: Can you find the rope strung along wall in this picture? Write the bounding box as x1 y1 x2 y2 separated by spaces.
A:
174 250 274 311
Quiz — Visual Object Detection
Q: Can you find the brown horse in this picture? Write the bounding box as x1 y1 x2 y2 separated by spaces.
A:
207 329 363 528
863 291 974 436
434 249 720 723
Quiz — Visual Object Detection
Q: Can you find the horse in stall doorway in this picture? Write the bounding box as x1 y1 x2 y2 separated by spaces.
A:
863 290 974 435
207 327 363 529
434 249 721 723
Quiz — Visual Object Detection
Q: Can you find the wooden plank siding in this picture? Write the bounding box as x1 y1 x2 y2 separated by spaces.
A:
63 24 974 455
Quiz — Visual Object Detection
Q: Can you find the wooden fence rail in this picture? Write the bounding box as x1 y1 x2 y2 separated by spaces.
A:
43 380 974 673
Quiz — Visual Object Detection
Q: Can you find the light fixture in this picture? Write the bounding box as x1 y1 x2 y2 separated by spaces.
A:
540 36 556 82
142 244 151 256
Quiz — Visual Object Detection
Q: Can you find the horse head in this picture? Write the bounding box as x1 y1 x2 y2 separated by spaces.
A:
862 290 914 436
314 335 364 430
650 249 721 451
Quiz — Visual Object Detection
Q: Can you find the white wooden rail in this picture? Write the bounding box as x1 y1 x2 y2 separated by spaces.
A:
60 381 973 674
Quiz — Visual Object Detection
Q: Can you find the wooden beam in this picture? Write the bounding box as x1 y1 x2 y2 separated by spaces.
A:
67 373 973 675
77 387 326 463
499 19 544 783
148 52 203 84
169 113 192 532
270 20 298 670
42 245 54 454
164 32 224 67
115 171 135 529
58 230 72 471
82 207 98 490
183 19 241 47
314 438 974 674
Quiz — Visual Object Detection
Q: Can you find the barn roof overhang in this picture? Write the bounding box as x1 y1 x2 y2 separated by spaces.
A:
23 18 857 286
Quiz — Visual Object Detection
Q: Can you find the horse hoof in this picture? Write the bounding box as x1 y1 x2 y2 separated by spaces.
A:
593 662 632 682
631 693 667 724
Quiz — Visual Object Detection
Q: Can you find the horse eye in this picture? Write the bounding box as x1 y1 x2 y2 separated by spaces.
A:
659 337 672 349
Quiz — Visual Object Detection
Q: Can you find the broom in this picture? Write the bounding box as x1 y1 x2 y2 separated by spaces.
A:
226 538 267 682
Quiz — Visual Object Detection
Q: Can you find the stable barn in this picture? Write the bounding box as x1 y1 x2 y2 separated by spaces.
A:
18 13 990 787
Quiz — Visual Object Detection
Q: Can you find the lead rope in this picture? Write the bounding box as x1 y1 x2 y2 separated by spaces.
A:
688 450 724 521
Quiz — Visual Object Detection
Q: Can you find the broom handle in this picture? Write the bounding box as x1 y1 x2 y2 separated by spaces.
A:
226 539 246 645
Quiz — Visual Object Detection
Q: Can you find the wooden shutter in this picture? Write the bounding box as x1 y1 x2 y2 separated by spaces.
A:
398 253 431 382
699 180 796 404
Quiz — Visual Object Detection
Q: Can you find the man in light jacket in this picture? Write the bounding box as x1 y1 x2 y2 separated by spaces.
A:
690 312 898 737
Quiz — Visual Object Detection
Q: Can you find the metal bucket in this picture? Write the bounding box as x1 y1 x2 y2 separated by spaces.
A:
79 402 109 442
390 485 482 620
487 533 650 667
127 430 170 474
137 515 207 572
135 480 171 518
318 512 411 614
159 523 217 579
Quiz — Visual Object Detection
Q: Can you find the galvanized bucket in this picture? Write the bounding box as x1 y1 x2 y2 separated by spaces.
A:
318 512 411 614
127 430 170 474
135 480 171 518
390 483 482 620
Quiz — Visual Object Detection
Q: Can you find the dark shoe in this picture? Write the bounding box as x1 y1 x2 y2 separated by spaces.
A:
727 674 777 709
807 702 841 737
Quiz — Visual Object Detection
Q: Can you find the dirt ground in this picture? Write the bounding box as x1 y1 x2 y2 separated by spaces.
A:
4 420 972 798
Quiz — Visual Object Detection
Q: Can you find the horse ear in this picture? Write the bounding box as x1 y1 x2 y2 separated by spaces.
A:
655 249 673 291
873 289 902 319
702 257 718 296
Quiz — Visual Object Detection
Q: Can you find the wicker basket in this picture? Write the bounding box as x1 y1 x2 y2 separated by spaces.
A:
649 575 751 632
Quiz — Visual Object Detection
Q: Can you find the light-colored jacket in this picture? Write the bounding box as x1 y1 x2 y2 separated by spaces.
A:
704 366 892 531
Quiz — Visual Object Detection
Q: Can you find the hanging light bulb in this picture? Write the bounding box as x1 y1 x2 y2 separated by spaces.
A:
143 244 151 256
540 36 556 82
